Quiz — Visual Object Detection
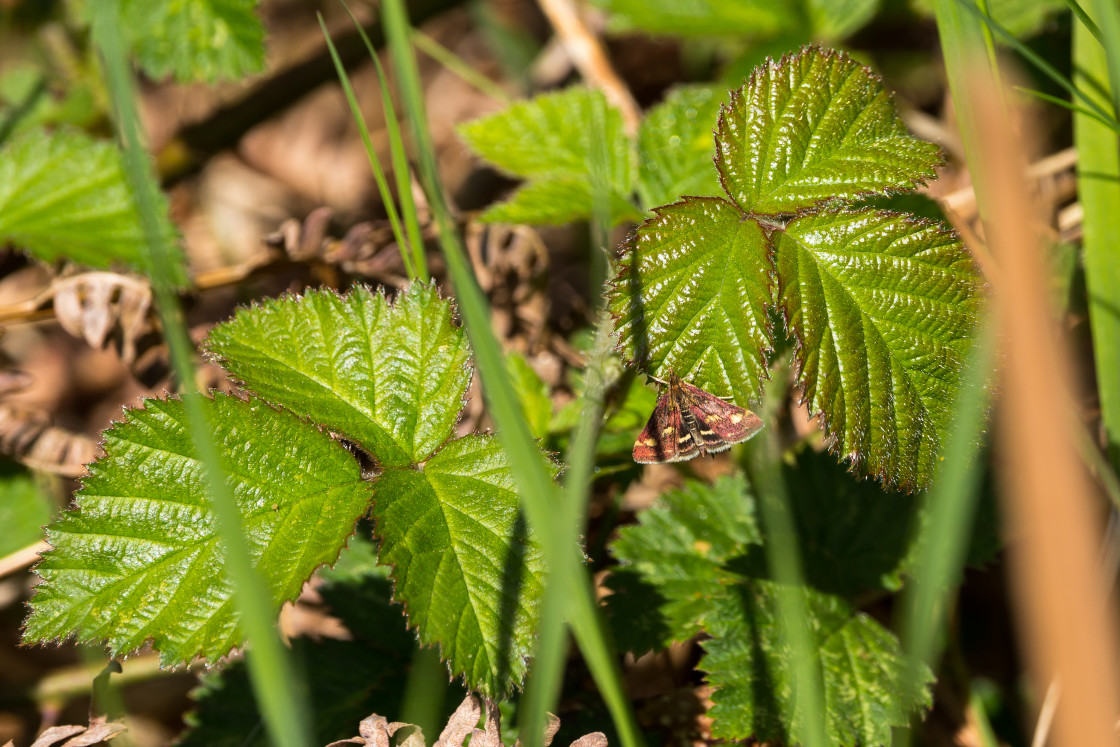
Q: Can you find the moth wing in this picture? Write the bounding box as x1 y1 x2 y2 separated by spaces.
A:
633 394 698 463
680 382 765 445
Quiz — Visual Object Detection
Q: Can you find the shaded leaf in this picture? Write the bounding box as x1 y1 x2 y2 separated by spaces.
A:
609 197 773 400
0 460 53 556
608 475 932 745
24 394 373 666
119 0 266 83
774 209 984 489
507 353 551 440
205 284 471 469
0 128 180 275
458 88 637 226
373 434 548 698
716 48 941 214
806 0 881 40
637 86 725 208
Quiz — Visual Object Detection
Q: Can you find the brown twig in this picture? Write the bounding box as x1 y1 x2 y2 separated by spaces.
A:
535 0 640 135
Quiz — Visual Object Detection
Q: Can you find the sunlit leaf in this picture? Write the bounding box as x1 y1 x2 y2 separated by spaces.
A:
24 395 373 666
0 128 180 275
774 209 983 489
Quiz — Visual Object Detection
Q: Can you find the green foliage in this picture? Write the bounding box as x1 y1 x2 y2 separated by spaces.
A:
0 127 180 274
207 283 547 697
118 0 266 83
181 537 462 746
24 395 373 666
637 86 725 207
458 88 640 225
206 285 471 469
0 64 100 139
507 352 552 439
373 434 547 694
912 0 1068 38
775 210 982 488
607 473 933 746
609 47 984 489
27 284 548 698
0 461 53 556
592 0 796 37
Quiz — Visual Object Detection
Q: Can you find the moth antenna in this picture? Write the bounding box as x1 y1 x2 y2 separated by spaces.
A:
647 374 669 386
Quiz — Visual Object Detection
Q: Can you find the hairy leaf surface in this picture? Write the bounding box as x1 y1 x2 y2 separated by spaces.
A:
775 209 983 488
607 475 931 745
120 0 266 83
609 197 773 400
206 284 471 468
457 87 636 225
373 434 547 697
24 395 372 666
207 284 549 697
0 128 180 274
716 48 941 214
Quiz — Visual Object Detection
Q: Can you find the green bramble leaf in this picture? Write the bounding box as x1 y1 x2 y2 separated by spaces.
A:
0 128 181 277
610 47 984 488
206 283 547 697
715 49 941 214
119 0 266 83
458 87 640 226
180 536 464 746
206 284 471 469
775 209 984 489
24 394 373 666
637 86 725 208
607 474 932 746
373 434 549 695
610 197 774 401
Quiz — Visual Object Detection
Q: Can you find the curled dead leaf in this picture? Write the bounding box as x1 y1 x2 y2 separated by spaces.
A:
51 273 153 364
329 695 599 747
0 374 97 477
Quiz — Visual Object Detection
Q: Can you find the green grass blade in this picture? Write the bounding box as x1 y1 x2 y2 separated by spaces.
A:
340 1 429 282
952 0 1118 127
1014 86 1120 131
743 372 829 747
92 4 311 746
411 28 511 103
378 3 643 746
400 645 449 739
1075 7 1120 464
898 324 995 733
1066 0 1103 42
318 13 416 281
1088 0 1120 122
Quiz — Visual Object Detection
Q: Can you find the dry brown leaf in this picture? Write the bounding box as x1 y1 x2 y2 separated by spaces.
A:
0 375 97 477
51 273 153 364
27 717 125 747
329 695 603 747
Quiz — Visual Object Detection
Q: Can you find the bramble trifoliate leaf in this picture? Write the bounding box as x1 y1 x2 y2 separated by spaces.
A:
609 197 773 400
206 283 550 697
24 394 373 666
205 284 471 469
373 434 549 697
0 128 181 276
458 88 640 226
610 47 984 488
637 86 725 208
716 48 941 214
607 474 932 746
774 209 983 489
119 0 266 83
